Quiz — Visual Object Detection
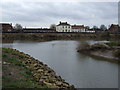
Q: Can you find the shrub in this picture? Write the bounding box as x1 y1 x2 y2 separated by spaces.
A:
105 42 120 47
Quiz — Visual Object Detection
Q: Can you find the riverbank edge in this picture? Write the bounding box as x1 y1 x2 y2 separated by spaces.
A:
78 50 119 63
2 48 75 89
2 33 120 41
77 43 119 63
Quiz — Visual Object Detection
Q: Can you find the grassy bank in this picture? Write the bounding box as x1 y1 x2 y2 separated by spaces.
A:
2 48 47 88
2 48 74 89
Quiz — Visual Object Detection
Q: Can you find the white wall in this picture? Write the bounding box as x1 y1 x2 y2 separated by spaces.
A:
72 28 86 32
56 25 72 32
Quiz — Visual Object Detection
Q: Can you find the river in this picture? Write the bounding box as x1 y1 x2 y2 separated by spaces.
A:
2 40 118 88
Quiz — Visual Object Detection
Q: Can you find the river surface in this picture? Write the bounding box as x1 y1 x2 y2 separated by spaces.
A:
2 40 118 88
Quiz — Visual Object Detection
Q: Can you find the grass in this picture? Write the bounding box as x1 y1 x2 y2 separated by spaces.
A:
3 76 44 88
2 48 48 88
105 42 120 47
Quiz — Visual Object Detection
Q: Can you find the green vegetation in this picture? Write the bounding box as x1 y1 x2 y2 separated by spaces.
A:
105 42 120 47
3 76 44 88
2 48 48 88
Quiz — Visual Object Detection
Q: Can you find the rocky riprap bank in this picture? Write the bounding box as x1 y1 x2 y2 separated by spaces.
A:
3 48 75 89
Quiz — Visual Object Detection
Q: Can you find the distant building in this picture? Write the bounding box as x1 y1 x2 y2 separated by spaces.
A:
23 28 56 33
56 21 71 32
0 23 13 32
108 24 120 33
71 25 86 32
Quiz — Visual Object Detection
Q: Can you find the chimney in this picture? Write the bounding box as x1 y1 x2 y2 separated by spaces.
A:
60 21 61 24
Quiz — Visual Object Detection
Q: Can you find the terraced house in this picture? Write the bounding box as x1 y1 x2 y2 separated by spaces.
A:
71 25 86 32
56 22 72 32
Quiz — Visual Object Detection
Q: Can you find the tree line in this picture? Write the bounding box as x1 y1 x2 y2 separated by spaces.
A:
14 23 109 32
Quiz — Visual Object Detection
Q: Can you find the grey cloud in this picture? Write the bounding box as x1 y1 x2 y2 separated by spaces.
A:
1 2 118 27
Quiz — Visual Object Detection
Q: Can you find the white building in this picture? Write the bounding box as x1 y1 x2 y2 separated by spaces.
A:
56 22 72 32
71 25 86 32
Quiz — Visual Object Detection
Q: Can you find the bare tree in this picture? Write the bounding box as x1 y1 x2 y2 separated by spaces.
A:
92 26 98 30
85 26 90 30
100 24 107 31
14 23 23 32
50 24 56 30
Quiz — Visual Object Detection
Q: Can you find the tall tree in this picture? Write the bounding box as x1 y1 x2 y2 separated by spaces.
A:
50 24 56 30
14 23 23 32
92 26 98 30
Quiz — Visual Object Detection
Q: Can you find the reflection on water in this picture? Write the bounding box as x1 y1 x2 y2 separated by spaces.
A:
2 44 13 48
2 40 118 88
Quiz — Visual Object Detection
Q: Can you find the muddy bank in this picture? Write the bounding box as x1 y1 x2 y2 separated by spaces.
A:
77 43 120 62
2 33 120 41
2 48 75 89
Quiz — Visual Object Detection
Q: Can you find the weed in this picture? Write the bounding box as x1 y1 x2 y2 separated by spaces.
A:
2 54 7 58
105 42 120 47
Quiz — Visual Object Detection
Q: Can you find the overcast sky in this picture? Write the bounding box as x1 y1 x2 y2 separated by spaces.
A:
1 1 118 28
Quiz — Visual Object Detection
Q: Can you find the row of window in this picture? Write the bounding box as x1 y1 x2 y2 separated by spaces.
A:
62 26 70 28
62 30 71 32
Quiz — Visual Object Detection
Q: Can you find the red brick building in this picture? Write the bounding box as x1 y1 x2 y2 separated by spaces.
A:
108 24 120 33
0 23 13 32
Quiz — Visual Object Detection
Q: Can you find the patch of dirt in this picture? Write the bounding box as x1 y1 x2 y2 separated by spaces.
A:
90 50 119 60
2 64 26 81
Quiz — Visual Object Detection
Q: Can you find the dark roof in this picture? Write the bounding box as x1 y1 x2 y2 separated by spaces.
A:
0 23 12 27
0 23 13 29
72 25 85 29
57 22 70 26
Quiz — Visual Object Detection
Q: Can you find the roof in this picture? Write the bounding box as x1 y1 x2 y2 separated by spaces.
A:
109 24 120 29
57 22 70 26
0 23 12 26
0 23 13 28
71 25 85 29
111 24 119 27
